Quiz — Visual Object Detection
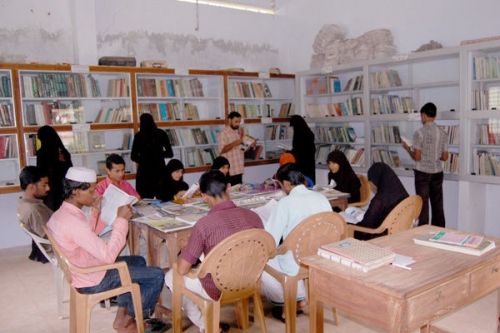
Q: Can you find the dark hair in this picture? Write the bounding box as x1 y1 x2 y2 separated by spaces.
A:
166 159 184 175
228 111 241 120
19 166 48 190
211 156 230 170
106 154 125 170
276 163 305 186
199 170 227 198
420 102 437 118
63 179 91 199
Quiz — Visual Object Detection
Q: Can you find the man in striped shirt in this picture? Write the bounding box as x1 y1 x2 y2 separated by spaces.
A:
218 111 245 185
403 102 449 227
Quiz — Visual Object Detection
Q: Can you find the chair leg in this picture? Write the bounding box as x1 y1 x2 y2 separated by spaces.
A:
69 289 77 333
74 293 90 333
253 292 267 333
283 277 298 333
132 285 144 333
204 300 220 333
172 289 183 333
235 298 250 329
54 267 67 319
331 307 339 326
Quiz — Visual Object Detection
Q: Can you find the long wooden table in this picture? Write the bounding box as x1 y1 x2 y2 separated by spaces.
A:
303 225 500 333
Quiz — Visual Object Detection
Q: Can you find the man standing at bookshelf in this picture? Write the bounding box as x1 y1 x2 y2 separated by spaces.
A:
403 102 448 227
218 111 245 185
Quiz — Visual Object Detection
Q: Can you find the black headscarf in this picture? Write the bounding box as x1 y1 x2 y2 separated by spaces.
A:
158 159 189 201
290 115 316 183
356 162 409 235
327 150 361 203
139 113 157 134
211 156 230 172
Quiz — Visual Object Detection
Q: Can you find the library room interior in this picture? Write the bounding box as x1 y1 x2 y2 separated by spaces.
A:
2 0 500 332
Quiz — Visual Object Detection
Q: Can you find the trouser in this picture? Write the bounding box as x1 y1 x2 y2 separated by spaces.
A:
164 269 211 330
414 170 445 227
229 174 243 185
78 255 164 318
260 257 306 305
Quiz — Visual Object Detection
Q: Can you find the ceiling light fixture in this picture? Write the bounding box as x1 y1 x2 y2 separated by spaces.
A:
176 0 275 15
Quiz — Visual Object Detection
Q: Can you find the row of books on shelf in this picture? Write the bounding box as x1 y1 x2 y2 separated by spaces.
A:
440 125 460 145
107 78 129 98
94 107 132 123
305 98 364 118
371 125 402 144
0 136 17 159
264 124 292 141
478 123 500 145
369 70 402 89
165 128 220 147
316 144 365 166
0 104 14 127
472 88 500 111
316 126 357 143
305 76 341 95
22 73 102 98
370 95 414 114
24 102 84 125
230 81 272 98
474 151 500 176
230 103 267 118
0 76 12 97
139 103 200 121
443 152 459 174
137 78 204 98
473 55 500 80
372 148 401 168
184 147 217 167
244 145 264 161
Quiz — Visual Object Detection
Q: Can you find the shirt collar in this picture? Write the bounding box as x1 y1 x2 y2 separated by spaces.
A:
289 184 307 196
20 196 45 204
105 177 123 187
60 201 87 218
209 200 237 213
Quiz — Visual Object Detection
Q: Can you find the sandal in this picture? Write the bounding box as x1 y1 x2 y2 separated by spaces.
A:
144 318 171 333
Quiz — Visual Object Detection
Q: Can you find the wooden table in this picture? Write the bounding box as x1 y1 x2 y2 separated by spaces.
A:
303 225 500 333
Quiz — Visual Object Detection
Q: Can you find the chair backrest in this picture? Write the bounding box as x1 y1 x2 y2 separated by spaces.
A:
380 195 423 235
44 226 75 286
281 211 346 264
18 222 57 266
197 229 275 300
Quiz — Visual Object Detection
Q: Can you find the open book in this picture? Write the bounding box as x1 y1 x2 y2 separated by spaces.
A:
240 134 256 152
180 182 199 199
339 207 365 224
99 184 139 236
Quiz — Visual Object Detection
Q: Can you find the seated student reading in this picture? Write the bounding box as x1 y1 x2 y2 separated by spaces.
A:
158 159 189 202
277 151 314 188
47 167 165 333
261 163 332 321
326 150 361 203
95 154 140 199
354 162 409 240
17 166 53 263
210 156 231 184
164 170 263 333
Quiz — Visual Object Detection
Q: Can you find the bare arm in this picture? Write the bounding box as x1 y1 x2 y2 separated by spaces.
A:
441 151 449 161
176 257 192 275
219 139 242 154
402 142 421 161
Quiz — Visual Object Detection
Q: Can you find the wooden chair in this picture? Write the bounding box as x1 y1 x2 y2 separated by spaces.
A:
172 229 275 333
19 222 68 318
348 174 371 208
44 226 144 333
346 195 423 238
264 212 347 333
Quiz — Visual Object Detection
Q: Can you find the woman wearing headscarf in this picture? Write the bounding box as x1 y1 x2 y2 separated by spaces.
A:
210 156 231 184
158 159 189 202
131 113 173 199
326 150 361 203
355 162 409 239
36 125 73 211
289 115 316 184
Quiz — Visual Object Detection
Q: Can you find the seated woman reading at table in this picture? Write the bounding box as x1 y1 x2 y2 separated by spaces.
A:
158 159 189 202
326 150 361 204
354 162 408 240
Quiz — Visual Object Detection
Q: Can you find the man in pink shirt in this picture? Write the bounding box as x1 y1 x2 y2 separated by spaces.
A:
218 111 245 185
47 167 165 333
95 154 140 199
164 170 263 332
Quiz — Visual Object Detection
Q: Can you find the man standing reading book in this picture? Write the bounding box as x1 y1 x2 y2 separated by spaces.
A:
164 170 263 332
95 154 140 199
218 111 246 185
402 102 448 227
47 167 165 333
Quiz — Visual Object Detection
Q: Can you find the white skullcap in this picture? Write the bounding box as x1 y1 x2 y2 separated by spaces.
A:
65 167 97 183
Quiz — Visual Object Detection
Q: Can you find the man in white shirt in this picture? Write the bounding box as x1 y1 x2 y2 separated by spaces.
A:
261 163 332 319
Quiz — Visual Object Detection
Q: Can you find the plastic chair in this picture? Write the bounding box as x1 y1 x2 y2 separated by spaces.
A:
172 229 276 333
348 174 371 208
44 226 144 333
346 195 423 238
18 222 68 319
264 212 347 333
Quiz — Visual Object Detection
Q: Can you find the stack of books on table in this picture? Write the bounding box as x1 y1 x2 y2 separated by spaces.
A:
317 238 396 272
413 230 496 256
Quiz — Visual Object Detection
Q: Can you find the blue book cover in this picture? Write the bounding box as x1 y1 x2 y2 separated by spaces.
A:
166 80 175 96
159 103 167 120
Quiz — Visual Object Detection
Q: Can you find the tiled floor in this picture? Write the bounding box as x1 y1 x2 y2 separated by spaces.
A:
0 245 498 333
